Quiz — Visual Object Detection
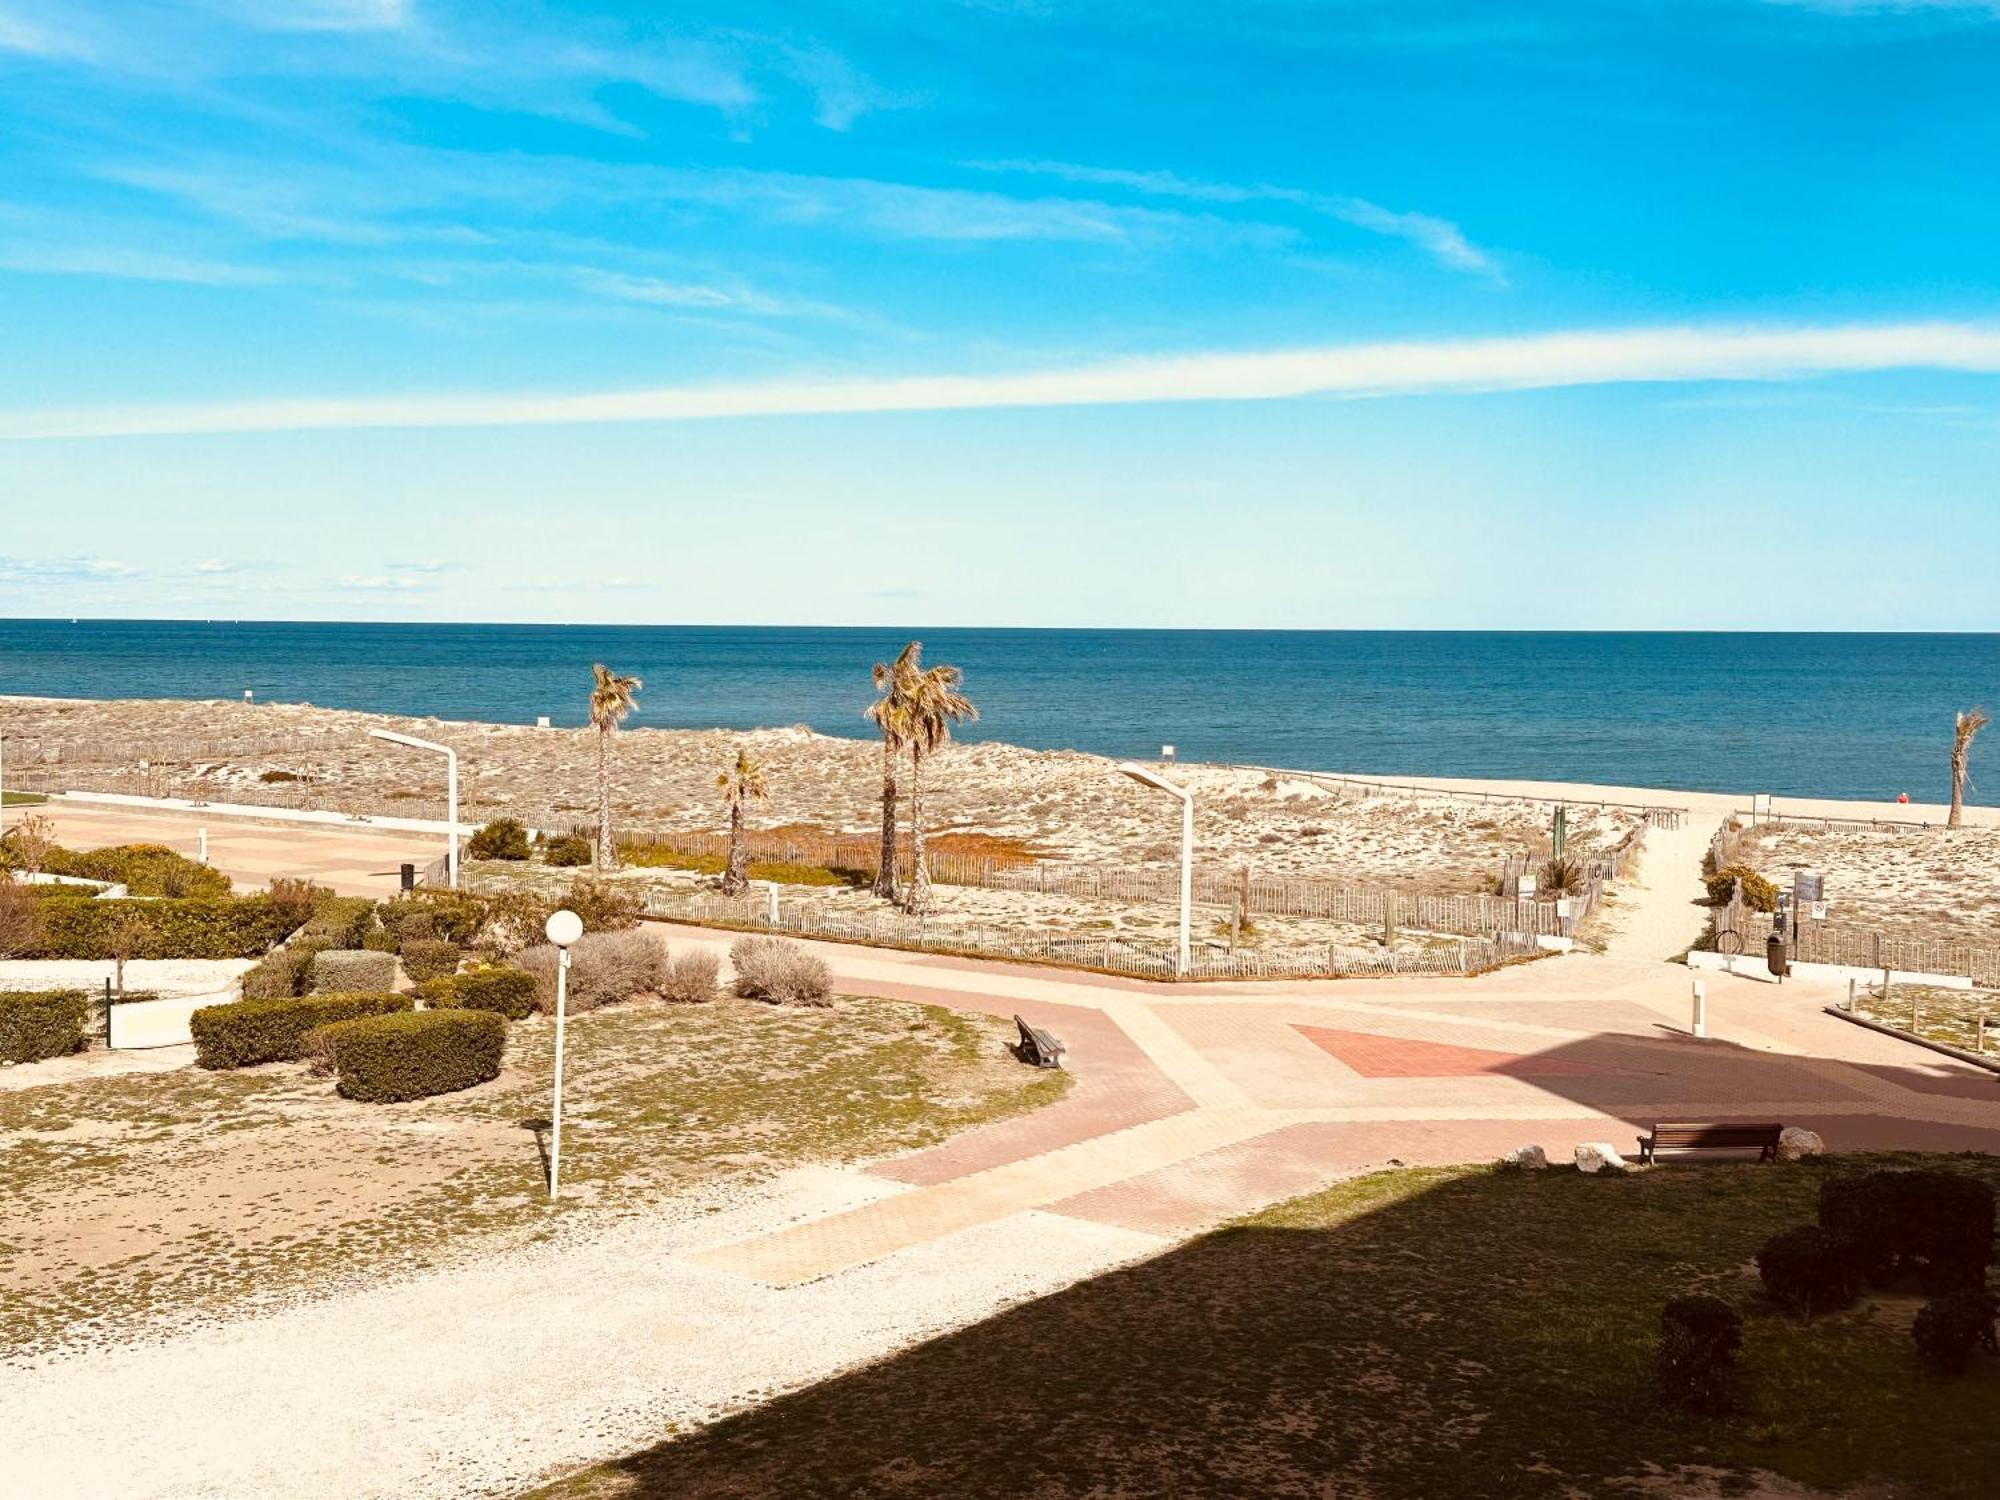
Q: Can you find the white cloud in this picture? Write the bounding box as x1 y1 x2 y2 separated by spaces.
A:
0 244 280 286
0 4 93 59
8 319 2000 442
0 555 140 580
971 159 1502 279
340 574 435 591
193 558 233 573
240 1 411 33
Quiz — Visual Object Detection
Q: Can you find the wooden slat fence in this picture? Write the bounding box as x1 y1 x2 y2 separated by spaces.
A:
1706 894 2000 987
459 867 1549 982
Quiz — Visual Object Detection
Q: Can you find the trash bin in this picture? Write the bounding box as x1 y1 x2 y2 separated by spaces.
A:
1766 932 1789 979
400 862 416 894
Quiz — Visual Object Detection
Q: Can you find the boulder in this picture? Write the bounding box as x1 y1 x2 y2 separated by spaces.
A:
1776 1126 1825 1163
1575 1142 1627 1174
1502 1144 1548 1170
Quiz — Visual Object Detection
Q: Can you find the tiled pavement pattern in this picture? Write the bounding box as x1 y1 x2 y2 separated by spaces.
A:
660 922 2000 1288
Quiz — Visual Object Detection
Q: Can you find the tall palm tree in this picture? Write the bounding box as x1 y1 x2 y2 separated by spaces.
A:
588 663 642 870
717 747 768 895
863 642 921 903
902 654 978 915
1949 707 1989 829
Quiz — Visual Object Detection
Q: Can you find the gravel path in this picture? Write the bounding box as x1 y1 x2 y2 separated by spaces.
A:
2 1166 1163 1499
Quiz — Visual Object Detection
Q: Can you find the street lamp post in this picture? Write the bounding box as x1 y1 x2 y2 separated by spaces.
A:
544 907 583 1202
367 728 459 888
1117 761 1194 976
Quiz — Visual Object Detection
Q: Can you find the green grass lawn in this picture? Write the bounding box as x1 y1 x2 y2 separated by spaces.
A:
531 1154 2000 1500
1855 984 2000 1057
0 995 1066 1358
1 790 50 806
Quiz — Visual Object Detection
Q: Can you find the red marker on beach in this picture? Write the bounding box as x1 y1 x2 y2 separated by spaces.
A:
1897 792 1910 803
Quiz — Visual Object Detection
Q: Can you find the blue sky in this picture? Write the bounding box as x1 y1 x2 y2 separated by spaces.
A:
2 0 1999 626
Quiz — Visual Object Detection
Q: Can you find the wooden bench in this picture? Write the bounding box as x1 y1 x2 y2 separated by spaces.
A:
1637 1121 1784 1164
1013 1014 1066 1070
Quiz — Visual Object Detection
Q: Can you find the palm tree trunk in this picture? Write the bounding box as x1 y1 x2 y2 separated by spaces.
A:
595 726 613 870
907 744 931 914
1951 747 1968 829
873 736 899 902
724 798 748 894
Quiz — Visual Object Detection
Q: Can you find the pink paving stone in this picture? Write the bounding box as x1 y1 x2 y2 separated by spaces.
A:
1292 1024 1633 1079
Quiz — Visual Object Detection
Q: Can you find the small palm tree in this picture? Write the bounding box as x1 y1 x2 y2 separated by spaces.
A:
588 663 642 870
1949 708 1989 829
717 748 768 895
902 652 978 915
864 642 921 903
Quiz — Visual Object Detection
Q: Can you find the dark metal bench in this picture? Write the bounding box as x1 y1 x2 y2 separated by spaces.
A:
1637 1121 1784 1164
1013 1014 1066 1070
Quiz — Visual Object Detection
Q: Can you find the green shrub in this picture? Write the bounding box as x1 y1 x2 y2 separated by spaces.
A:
308 949 400 994
28 896 298 960
40 842 233 899
417 966 536 1020
0 878 45 959
1757 1225 1861 1322
378 893 488 947
730 935 832 1006
239 940 328 1000
400 938 462 983
191 991 410 1069
561 878 642 933
1819 1170 1996 1292
539 832 593 867
467 819 532 861
1705 864 1777 912
0 988 89 1064
362 926 400 953
1656 1294 1742 1413
300 895 378 949
1912 1289 1998 1374
312 1009 505 1102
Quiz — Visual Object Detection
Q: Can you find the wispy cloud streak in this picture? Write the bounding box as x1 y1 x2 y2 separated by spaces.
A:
7 320 2000 441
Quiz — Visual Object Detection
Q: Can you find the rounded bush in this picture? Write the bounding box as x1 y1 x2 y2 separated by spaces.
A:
540 833 593 867
1820 1170 1996 1292
312 1009 506 1102
1705 865 1777 912
307 948 399 995
1757 1225 1861 1321
0 988 89 1064
192 991 410 1069
400 938 463 984
467 819 532 862
1913 1289 1998 1375
1657 1294 1742 1413
730 935 833 1006
417 966 536 1020
662 949 720 1004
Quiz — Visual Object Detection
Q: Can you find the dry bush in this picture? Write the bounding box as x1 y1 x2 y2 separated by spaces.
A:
519 928 664 1013
729 935 833 1006
661 949 720 1004
0 877 46 959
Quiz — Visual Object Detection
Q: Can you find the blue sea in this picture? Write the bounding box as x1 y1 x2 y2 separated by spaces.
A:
1 620 1995 804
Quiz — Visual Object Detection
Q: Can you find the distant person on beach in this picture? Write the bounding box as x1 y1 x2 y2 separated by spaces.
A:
1897 792 1910 803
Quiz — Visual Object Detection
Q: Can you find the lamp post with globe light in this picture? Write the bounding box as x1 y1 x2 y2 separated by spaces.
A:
544 907 584 1202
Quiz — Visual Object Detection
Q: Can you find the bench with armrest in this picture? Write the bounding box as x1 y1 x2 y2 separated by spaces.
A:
1637 1121 1784 1164
1012 1014 1066 1070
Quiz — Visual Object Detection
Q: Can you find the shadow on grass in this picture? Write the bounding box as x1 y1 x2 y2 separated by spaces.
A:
527 1014 2000 1500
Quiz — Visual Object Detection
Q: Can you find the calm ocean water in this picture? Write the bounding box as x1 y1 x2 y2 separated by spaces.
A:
1 621 1995 803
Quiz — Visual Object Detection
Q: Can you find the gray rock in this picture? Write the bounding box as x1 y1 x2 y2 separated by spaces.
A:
1574 1142 1627 1174
1501 1144 1548 1169
1776 1126 1824 1163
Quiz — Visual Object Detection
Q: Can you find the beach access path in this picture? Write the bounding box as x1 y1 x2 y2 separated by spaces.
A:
7 791 2000 1498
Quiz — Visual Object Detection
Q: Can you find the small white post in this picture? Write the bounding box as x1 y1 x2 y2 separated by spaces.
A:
1847 977 1857 1012
1691 978 1707 1039
766 882 779 924
544 908 584 1203
197 827 208 864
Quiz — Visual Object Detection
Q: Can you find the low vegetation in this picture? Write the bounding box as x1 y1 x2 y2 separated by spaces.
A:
312 1008 506 1102
531 1155 2000 1500
0 988 89 1064
191 991 411 1069
729 935 832 1006
519 929 665 1013
417 966 538 1020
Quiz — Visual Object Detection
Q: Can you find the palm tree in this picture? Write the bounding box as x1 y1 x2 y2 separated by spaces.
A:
1949 708 1989 829
717 747 768 895
587 663 642 870
902 653 978 914
863 642 921 903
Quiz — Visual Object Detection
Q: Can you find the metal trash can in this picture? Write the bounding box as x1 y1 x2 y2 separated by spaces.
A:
400 862 416 894
1766 932 1789 979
